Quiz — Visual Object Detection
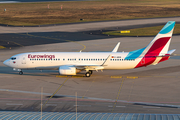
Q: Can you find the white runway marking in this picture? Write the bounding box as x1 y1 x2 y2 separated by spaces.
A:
74 105 91 107
143 106 160 109
45 104 57 106
116 106 126 108
0 101 12 102
6 103 23 105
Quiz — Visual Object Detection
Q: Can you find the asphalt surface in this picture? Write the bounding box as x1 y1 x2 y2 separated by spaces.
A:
1 22 180 49
0 18 180 114
0 0 87 3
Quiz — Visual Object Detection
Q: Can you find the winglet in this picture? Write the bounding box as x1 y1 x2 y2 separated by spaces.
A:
102 54 112 66
112 42 120 52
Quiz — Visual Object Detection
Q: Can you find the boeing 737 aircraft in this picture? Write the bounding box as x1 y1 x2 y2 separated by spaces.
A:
3 21 176 77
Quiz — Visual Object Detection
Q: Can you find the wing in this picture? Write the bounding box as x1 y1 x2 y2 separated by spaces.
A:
75 54 112 71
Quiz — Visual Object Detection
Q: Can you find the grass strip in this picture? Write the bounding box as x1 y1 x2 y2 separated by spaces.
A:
103 24 180 37
0 46 6 49
1 0 180 26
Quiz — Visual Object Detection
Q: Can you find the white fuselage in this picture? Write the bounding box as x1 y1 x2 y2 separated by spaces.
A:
4 52 141 70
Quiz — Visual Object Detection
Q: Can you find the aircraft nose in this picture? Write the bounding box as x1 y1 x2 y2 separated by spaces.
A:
3 59 10 66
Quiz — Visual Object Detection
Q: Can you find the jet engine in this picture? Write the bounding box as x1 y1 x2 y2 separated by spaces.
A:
59 65 79 75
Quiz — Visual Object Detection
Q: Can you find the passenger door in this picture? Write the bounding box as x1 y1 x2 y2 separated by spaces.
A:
22 56 26 64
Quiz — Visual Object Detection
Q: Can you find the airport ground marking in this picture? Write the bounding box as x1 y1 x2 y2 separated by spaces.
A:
56 75 68 78
56 75 84 78
72 76 84 78
0 46 6 49
22 33 86 52
40 77 69 111
124 80 135 112
111 76 138 79
0 39 24 47
112 79 124 112
82 80 95 99
111 76 122 78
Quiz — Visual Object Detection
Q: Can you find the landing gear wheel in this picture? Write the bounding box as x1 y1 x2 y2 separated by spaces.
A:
85 72 91 77
19 71 23 75
89 70 93 74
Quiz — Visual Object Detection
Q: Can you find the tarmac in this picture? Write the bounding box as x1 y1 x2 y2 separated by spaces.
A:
0 18 180 114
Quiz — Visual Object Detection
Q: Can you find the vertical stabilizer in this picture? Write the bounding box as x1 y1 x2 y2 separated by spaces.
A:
141 21 175 57
134 21 175 68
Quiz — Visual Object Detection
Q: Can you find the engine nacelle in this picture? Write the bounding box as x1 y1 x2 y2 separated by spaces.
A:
59 66 77 75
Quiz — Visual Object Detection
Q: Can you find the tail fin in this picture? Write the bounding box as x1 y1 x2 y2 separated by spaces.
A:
133 21 175 68
142 21 175 57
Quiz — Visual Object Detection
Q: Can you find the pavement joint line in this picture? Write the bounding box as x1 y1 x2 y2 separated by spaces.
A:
111 79 124 112
40 77 69 111
19 33 86 52
82 80 95 99
0 39 23 47
124 80 135 112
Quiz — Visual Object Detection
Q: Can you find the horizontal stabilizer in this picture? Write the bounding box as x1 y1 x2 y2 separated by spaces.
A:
167 49 176 55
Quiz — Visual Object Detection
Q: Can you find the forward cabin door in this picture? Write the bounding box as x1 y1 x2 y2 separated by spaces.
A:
22 56 26 64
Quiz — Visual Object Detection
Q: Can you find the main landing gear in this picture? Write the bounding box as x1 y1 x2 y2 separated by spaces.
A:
85 70 93 77
19 71 23 75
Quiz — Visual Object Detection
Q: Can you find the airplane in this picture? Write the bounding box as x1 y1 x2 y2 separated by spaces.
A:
3 21 176 77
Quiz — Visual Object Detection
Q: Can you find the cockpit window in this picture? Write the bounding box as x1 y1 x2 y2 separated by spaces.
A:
10 57 16 60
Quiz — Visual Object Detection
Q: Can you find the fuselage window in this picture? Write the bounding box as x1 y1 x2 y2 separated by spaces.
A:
30 59 31 60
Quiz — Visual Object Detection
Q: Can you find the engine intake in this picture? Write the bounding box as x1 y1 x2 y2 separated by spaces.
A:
59 66 77 75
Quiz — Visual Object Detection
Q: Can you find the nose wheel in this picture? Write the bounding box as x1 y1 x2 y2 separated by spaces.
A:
19 71 23 75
